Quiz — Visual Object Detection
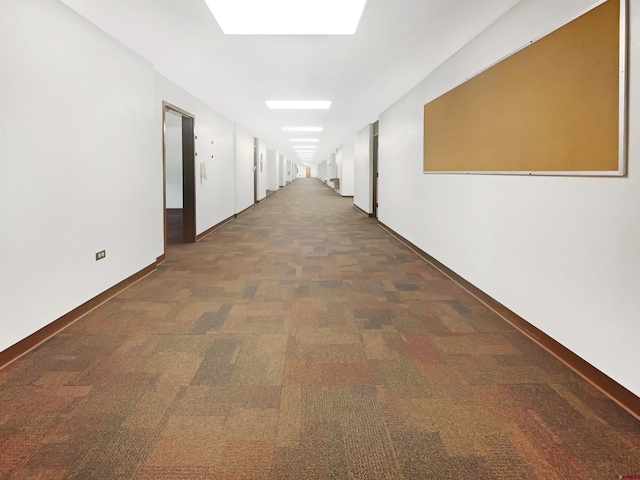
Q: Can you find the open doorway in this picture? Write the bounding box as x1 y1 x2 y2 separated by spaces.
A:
163 102 196 248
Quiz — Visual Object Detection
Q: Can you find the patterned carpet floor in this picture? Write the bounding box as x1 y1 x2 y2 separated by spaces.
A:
1 178 639 479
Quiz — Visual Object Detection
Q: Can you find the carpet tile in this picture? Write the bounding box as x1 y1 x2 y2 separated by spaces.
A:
0 178 638 479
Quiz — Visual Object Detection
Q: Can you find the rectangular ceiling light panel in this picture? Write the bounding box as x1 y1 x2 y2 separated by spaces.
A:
267 101 331 110
204 0 367 35
289 138 319 142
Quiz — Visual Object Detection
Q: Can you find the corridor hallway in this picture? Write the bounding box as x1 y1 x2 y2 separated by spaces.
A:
1 178 638 479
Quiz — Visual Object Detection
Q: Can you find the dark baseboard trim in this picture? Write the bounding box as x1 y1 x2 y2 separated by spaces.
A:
353 204 373 217
0 261 158 371
235 204 255 218
156 254 166 265
378 221 640 421
196 215 234 241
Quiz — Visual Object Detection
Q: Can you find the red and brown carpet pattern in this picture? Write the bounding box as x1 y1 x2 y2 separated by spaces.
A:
1 178 639 479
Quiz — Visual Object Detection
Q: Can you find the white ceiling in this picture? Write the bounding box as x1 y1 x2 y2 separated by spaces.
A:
60 0 522 163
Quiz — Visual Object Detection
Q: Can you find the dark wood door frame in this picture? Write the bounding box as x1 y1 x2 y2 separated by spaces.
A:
162 101 197 254
372 121 379 218
181 115 196 243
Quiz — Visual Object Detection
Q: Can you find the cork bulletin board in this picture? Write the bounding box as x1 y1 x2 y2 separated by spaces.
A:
423 0 627 176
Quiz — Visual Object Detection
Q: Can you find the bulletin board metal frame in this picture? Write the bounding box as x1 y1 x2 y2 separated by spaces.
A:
423 0 628 177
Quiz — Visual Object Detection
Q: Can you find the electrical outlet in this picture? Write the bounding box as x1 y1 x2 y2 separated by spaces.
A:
95 250 106 261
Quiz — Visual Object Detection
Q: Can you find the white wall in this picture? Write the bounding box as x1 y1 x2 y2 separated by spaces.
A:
234 123 255 213
267 149 280 191
0 0 258 355
0 0 160 352
336 150 343 188
329 153 337 179
378 0 640 396
256 140 267 200
165 124 183 208
354 124 373 212
319 161 328 182
286 160 294 183
155 74 236 235
279 155 286 187
336 144 355 196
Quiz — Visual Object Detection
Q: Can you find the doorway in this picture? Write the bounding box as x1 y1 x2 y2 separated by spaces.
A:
163 102 196 248
372 121 379 218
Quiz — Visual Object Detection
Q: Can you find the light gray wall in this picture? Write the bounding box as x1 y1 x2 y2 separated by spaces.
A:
279 155 286 187
286 160 294 183
339 144 355 196
256 140 268 201
234 123 255 213
0 0 254 354
377 0 640 396
354 124 373 213
1 0 160 352
267 149 280 191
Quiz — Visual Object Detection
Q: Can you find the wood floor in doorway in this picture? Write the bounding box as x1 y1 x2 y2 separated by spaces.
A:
166 208 183 244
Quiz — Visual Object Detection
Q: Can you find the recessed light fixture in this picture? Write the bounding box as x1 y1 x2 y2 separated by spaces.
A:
292 145 317 149
203 0 367 35
282 127 324 132
289 138 319 143
267 101 331 110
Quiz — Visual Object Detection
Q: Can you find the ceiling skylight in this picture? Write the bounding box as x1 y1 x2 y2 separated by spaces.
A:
267 101 331 110
204 0 367 35
282 127 324 132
